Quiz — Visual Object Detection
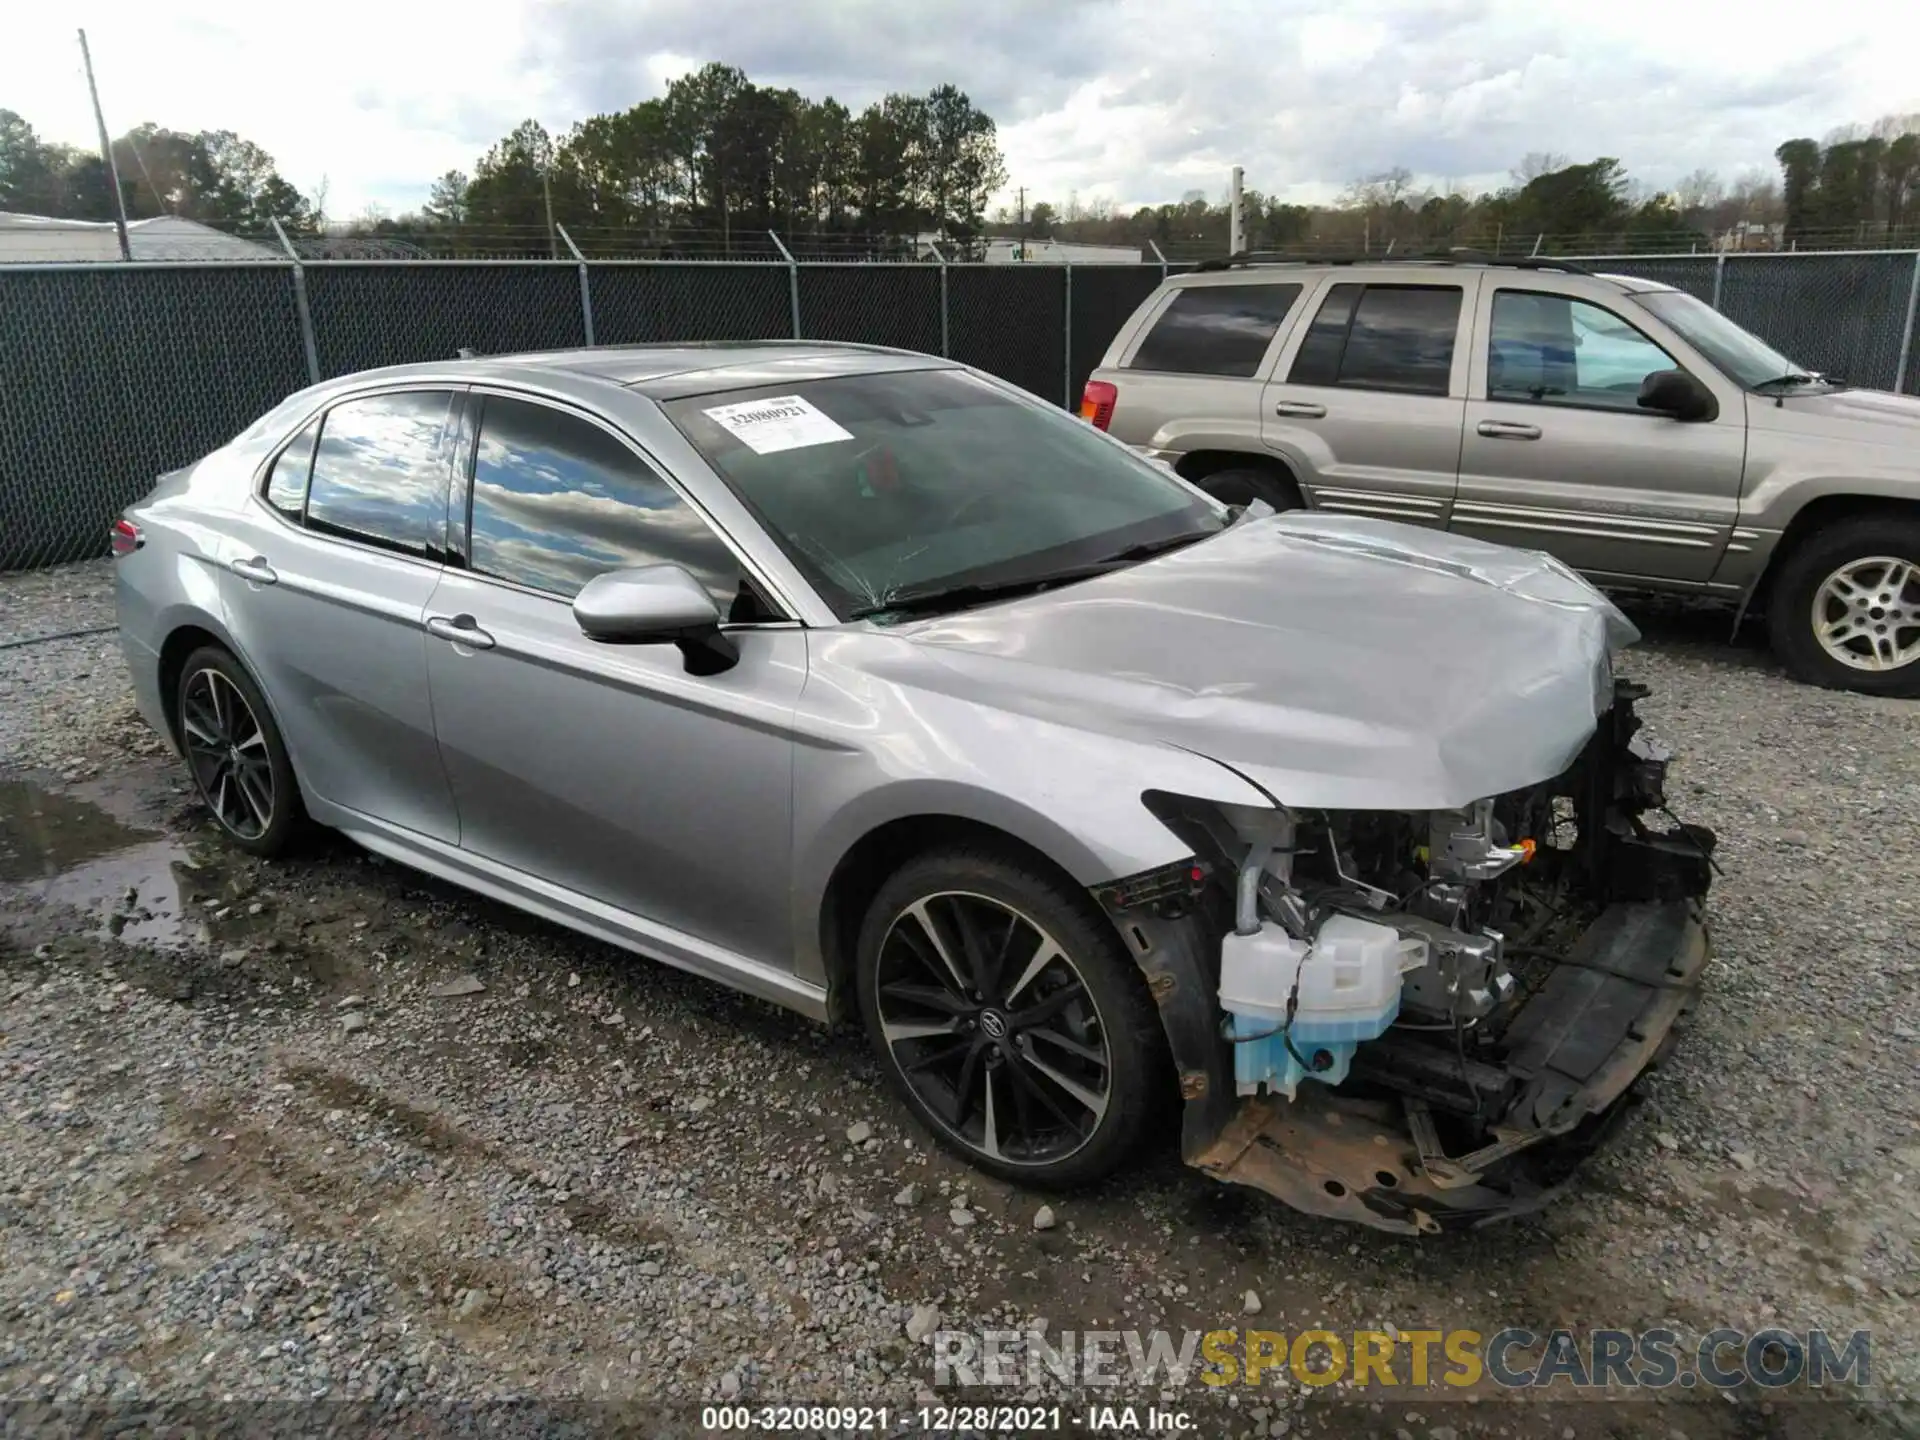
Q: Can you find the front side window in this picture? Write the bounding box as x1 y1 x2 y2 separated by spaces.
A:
264 417 320 519
1488 293 1682 409
466 395 744 609
305 390 457 555
664 367 1225 620
1127 283 1303 377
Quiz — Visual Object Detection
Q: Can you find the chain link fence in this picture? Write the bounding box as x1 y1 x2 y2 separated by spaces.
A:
4 249 1919 571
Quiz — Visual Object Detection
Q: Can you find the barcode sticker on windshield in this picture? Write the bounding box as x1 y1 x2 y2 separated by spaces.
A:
702 395 854 455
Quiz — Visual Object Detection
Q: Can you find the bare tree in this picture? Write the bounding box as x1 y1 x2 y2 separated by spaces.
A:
1510 152 1569 186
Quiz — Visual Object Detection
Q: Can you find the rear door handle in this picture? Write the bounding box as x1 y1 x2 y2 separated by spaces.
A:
1273 401 1327 418
426 614 495 650
1477 420 1542 440
228 555 277 585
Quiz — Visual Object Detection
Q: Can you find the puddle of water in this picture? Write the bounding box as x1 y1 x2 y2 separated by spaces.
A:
0 778 206 950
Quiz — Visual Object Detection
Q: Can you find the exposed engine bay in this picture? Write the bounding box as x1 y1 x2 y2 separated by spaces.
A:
1116 679 1716 1233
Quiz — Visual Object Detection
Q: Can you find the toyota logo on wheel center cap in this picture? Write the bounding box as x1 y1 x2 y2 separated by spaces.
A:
979 1010 1008 1040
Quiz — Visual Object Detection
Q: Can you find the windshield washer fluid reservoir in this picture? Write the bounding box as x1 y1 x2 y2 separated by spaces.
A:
1219 914 1428 1098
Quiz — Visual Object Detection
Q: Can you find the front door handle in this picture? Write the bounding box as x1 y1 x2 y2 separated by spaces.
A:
426 614 495 650
228 555 277 585
1273 401 1328 418
1477 420 1542 440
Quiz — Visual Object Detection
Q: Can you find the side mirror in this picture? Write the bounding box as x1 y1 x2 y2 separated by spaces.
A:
1636 368 1718 423
572 564 738 675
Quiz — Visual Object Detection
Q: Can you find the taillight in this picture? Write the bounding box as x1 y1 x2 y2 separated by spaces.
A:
1080 379 1118 431
110 518 143 556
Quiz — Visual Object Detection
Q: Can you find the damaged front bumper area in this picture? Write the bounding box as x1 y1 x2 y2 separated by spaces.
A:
1121 680 1716 1234
1194 897 1708 1232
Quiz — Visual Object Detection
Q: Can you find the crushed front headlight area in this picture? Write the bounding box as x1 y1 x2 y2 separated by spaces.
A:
1124 680 1716 1234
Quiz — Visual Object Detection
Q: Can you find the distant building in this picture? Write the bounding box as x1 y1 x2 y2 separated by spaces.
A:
0 212 280 263
1715 221 1787 253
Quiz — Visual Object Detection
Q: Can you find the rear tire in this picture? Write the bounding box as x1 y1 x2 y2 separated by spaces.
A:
1765 515 1920 697
855 846 1169 1190
1191 465 1301 513
175 646 305 856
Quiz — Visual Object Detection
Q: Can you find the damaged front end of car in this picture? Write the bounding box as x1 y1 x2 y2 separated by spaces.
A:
1104 680 1715 1234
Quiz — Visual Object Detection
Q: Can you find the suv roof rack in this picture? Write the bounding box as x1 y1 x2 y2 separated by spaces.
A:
1189 248 1596 277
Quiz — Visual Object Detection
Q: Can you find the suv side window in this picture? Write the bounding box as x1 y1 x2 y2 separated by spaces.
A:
1287 283 1462 396
1489 291 1681 409
263 416 320 520
466 394 752 614
304 390 458 556
1127 283 1303 377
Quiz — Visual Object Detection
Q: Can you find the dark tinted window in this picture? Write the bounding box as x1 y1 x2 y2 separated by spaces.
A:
1127 283 1303 376
467 395 742 608
1337 286 1461 394
1286 284 1461 394
1287 283 1360 386
264 417 319 519
305 391 457 555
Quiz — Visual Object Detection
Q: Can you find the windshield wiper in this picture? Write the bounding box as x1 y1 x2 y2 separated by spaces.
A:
1092 527 1222 564
850 528 1224 621
1750 372 1822 392
849 564 1115 620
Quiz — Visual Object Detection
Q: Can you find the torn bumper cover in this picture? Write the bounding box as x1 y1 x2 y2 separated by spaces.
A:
1194 899 1709 1233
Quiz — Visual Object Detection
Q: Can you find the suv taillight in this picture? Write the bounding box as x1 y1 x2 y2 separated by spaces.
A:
110 518 143 556
1080 379 1118 431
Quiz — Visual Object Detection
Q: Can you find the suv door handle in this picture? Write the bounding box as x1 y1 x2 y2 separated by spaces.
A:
1273 401 1327 418
228 555 278 585
1477 420 1542 440
426 614 495 650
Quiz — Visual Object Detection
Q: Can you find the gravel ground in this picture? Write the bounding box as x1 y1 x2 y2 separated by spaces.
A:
2 560 1916 1438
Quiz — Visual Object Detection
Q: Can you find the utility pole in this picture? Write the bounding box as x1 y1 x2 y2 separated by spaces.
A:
77 29 132 261
1229 166 1244 255
1018 185 1026 261
541 136 558 259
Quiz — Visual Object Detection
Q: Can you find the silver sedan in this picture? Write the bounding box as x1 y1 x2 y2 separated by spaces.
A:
114 342 1714 1231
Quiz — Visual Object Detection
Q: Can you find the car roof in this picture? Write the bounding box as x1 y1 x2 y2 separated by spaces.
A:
465 340 954 398
1167 257 1675 297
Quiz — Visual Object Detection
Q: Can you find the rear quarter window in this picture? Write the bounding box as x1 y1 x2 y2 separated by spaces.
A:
1127 283 1303 377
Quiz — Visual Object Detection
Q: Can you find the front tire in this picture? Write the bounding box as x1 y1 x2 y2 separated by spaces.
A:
855 847 1169 1189
1766 516 1920 696
175 646 304 856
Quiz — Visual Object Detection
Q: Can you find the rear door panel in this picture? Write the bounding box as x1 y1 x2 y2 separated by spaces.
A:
1260 274 1478 527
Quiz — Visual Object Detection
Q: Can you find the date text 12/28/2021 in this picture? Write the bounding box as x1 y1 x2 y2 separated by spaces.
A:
699 1404 1195 1432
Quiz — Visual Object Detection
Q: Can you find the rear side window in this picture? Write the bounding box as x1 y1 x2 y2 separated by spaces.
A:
466 394 744 608
305 391 458 555
1128 284 1303 377
263 417 319 520
1287 284 1462 396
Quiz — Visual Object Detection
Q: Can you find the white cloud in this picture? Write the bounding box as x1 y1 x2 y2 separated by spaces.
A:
3 0 1915 221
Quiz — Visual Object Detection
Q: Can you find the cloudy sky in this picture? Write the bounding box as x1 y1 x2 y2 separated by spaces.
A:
6 0 1915 219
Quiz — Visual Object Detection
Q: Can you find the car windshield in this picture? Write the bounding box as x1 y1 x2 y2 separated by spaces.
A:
663 368 1226 620
1635 290 1814 390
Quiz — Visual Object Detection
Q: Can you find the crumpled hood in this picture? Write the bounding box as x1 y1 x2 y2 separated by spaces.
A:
882 513 1637 811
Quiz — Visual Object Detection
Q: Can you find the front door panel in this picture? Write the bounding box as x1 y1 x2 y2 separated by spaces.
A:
422 571 805 966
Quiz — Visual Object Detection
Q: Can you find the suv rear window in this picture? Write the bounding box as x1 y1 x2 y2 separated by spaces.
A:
1288 283 1461 395
1127 284 1303 377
